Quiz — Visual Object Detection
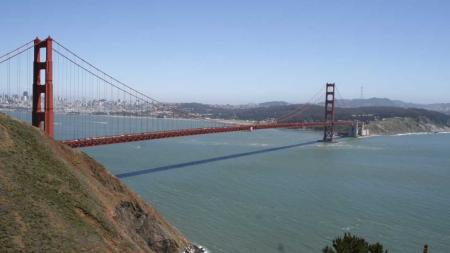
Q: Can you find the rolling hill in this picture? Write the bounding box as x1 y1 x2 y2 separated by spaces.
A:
0 113 201 253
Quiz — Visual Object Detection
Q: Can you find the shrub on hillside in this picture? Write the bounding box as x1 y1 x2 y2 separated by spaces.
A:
322 233 388 253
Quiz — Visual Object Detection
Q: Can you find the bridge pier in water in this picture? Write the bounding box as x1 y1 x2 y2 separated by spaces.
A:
349 120 370 138
32 37 54 137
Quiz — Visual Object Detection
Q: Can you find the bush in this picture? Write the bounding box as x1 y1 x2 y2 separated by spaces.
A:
322 233 388 253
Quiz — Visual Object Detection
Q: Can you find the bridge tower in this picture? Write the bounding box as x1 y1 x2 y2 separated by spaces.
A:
32 37 54 137
323 83 336 142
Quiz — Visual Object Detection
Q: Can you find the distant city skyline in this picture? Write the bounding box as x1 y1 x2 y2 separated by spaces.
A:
2 0 450 104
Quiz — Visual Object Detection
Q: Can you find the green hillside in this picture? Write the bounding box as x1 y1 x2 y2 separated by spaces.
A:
0 113 200 253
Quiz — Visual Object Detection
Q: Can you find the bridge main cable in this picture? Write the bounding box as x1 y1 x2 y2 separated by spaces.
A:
0 40 34 64
277 87 324 123
53 40 162 104
52 39 194 118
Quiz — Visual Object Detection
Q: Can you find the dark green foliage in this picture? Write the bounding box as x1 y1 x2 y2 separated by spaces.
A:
175 102 450 126
322 233 388 253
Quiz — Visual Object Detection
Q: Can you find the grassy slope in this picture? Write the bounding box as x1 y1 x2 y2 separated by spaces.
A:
0 113 192 253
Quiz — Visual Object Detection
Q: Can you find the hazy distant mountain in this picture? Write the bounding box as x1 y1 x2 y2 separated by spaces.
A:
248 98 450 115
175 98 450 120
336 98 409 108
258 101 290 107
176 102 450 128
336 97 450 115
421 103 450 115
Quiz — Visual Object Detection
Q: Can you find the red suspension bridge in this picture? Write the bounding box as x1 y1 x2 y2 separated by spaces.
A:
0 37 355 148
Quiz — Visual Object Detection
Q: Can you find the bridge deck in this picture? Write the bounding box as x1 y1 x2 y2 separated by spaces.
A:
62 121 353 148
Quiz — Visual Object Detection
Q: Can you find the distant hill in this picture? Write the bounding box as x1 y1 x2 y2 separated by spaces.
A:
239 105 450 125
258 101 290 107
173 97 450 134
175 101 450 130
336 97 410 108
418 103 450 115
0 113 201 253
336 97 450 115
177 98 450 116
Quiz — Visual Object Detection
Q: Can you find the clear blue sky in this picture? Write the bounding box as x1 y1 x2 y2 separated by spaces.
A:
2 0 449 104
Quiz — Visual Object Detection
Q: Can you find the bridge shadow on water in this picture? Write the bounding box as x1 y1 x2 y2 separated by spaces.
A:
115 140 319 179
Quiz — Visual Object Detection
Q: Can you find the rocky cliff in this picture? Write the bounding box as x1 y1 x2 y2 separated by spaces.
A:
366 117 450 135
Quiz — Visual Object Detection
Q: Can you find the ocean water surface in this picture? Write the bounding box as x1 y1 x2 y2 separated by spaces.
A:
84 127 450 252
3 110 449 252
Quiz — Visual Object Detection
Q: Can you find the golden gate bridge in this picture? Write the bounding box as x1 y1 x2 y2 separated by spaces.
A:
0 36 355 148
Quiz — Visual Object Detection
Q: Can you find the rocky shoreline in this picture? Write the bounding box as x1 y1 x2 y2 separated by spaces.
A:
365 117 450 136
183 245 207 253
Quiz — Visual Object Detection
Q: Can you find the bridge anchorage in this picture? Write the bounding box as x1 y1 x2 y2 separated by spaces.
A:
1 36 358 148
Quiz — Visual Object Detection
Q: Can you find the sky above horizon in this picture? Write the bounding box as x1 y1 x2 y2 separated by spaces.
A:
1 0 450 104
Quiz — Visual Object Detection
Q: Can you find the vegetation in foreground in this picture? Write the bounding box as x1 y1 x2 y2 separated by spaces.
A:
322 233 388 253
0 113 201 253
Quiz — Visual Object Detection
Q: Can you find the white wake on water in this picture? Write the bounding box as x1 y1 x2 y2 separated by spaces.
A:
93 121 108 125
316 141 383 151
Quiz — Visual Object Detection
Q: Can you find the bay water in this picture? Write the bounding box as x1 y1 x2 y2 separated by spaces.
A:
4 111 450 252
84 124 450 252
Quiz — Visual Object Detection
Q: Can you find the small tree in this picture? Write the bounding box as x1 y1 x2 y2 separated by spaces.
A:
322 233 388 253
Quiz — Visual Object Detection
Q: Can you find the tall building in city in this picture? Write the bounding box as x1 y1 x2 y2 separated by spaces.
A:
22 91 29 101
